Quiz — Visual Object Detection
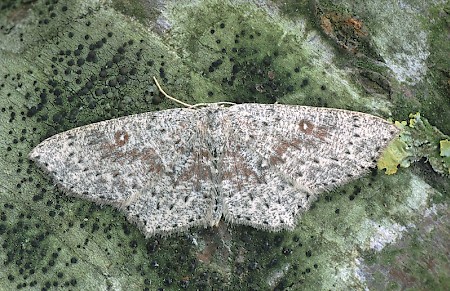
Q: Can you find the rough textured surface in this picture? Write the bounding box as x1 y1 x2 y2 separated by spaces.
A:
0 0 448 289
29 104 399 236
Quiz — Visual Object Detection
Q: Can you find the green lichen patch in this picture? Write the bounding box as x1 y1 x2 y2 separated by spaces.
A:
378 113 450 176
378 136 411 175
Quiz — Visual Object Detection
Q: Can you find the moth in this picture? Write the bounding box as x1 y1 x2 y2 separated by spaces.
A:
29 80 399 237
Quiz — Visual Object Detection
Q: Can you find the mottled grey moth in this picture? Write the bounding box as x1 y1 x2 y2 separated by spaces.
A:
29 100 399 237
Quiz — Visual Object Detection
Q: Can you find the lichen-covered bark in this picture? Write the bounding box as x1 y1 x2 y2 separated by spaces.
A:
0 0 448 290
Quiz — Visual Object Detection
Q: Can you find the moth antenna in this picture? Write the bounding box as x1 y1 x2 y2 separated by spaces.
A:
152 76 194 108
153 77 235 108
